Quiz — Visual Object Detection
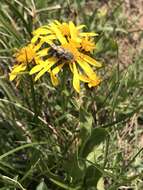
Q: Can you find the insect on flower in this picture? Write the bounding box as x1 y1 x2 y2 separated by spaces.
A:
48 43 74 61
10 21 102 92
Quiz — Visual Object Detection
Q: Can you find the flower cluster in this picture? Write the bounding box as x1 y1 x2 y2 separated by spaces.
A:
9 21 102 92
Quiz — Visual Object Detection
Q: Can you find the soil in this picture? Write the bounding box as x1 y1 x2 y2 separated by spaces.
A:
119 0 143 66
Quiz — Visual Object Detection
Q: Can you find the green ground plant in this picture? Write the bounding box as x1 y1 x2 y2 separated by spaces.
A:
0 0 143 189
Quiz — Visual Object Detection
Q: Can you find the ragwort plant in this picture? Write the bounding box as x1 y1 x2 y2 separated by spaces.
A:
0 0 143 190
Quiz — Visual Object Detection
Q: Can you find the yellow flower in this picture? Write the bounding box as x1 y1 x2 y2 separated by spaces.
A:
31 21 97 44
54 21 70 36
29 21 102 92
81 37 96 52
9 44 40 81
16 44 35 63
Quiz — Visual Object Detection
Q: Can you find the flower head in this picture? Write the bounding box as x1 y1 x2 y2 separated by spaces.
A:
16 44 35 63
81 37 96 52
30 21 101 92
9 44 41 81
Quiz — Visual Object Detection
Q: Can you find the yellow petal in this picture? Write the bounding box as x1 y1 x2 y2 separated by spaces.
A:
49 71 59 86
41 35 56 41
30 57 57 75
80 53 102 67
76 25 86 30
77 59 97 78
73 62 80 93
50 23 67 44
34 59 57 81
79 74 89 82
37 48 49 57
34 58 44 65
54 20 61 26
29 64 44 75
9 64 26 81
69 62 73 72
34 41 44 51
9 73 17 81
79 73 101 88
52 63 64 75
88 78 101 88
33 28 51 36
69 21 78 40
79 32 98 37
31 35 39 44
39 35 56 45
11 64 25 73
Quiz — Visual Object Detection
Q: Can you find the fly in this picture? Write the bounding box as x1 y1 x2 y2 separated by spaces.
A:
48 44 74 61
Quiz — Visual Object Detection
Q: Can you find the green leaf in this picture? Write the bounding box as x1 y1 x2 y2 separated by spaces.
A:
80 128 107 158
0 9 23 46
84 165 102 188
79 109 93 143
97 178 105 190
95 36 118 55
49 178 80 190
0 142 49 160
64 153 85 181
4 0 32 36
36 180 48 190
0 175 26 190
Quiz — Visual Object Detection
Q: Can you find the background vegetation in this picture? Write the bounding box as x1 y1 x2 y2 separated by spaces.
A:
0 0 143 189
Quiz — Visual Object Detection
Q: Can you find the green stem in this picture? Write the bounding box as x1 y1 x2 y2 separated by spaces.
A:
26 59 38 120
103 135 110 168
29 75 37 118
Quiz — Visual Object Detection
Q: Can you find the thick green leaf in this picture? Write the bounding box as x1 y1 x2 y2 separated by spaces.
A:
36 180 48 190
97 178 105 190
79 109 93 143
80 128 107 158
64 153 85 181
83 165 102 188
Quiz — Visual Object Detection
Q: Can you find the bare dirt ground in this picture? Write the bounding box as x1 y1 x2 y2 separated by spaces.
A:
119 0 143 66
117 0 143 159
